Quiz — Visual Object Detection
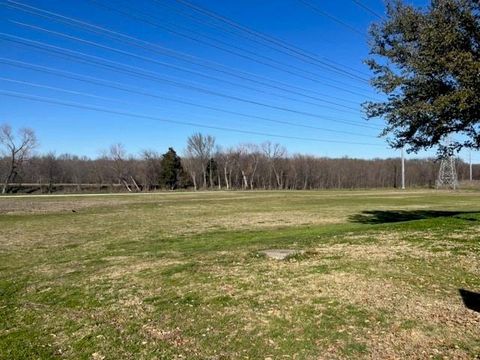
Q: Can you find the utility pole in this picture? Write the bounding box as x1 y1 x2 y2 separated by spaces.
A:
469 149 473 181
401 147 405 190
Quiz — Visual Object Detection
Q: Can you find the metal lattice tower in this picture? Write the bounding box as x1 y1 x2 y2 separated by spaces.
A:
436 154 458 190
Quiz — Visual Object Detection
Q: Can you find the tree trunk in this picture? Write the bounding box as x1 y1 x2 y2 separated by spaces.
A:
200 164 205 189
121 178 132 192
209 166 214 188
191 173 197 191
223 166 230 190
131 176 141 192
241 170 248 189
2 155 17 194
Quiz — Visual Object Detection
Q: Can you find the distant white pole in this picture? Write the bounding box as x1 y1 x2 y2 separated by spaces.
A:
470 149 473 181
401 147 405 190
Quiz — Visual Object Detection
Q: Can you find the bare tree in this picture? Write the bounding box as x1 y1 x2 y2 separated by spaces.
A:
108 143 137 192
261 141 286 189
186 133 215 189
41 152 60 193
215 146 237 190
5 125 475 193
237 144 260 190
182 156 200 191
0 124 37 194
140 149 162 190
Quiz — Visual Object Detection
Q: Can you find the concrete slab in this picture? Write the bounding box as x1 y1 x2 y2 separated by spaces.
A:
260 249 305 260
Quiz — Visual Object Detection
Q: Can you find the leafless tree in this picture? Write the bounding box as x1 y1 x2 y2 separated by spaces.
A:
4 125 479 193
237 144 260 190
140 149 162 190
41 152 60 193
215 146 237 190
186 133 215 189
182 156 200 191
107 143 140 192
261 141 286 189
0 124 37 194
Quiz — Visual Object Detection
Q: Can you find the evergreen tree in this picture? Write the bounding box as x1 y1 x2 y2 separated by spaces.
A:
159 148 184 190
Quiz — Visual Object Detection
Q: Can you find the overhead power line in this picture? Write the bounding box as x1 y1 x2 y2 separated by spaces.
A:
0 90 385 147
1 33 383 130
158 0 338 49
297 0 365 36
11 20 362 113
88 0 368 86
159 0 369 79
351 0 384 20
4 0 380 103
87 0 371 85
168 0 369 80
149 0 367 83
0 58 379 133
155 0 370 80
0 76 379 138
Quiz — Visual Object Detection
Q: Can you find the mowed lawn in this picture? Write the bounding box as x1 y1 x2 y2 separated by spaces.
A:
1 190 480 359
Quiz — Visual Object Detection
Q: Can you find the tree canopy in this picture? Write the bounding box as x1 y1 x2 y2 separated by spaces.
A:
365 0 480 154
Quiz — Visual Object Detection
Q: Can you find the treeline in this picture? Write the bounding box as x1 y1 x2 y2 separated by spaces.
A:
1 127 477 193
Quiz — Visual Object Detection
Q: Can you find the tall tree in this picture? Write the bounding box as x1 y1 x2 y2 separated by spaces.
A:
186 133 215 188
215 146 236 190
159 147 184 190
237 144 260 190
261 141 287 189
364 0 480 154
0 124 37 194
108 143 137 192
182 156 200 191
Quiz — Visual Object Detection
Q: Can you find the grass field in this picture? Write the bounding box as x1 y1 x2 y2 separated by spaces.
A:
1 190 480 359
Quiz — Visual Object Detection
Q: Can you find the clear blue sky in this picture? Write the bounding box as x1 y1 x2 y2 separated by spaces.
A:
1 0 476 161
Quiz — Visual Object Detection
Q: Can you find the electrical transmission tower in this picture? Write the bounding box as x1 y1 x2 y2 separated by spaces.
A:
436 154 458 190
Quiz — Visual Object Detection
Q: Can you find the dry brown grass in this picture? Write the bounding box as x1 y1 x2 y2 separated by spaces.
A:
2 190 480 359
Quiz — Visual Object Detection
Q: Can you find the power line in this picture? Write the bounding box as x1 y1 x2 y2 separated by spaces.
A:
0 90 385 147
0 1 382 139
169 0 369 80
0 58 377 132
161 0 339 48
1 33 383 130
87 0 371 86
148 0 367 82
297 0 365 36
0 74 377 136
11 20 362 113
351 0 384 20
0 58 376 135
155 0 370 80
161 0 345 50
5 0 379 102
160 0 370 79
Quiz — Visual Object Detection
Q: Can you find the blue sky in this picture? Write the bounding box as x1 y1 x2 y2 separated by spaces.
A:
1 0 477 162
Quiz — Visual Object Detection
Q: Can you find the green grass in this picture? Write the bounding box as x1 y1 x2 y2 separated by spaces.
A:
0 190 480 359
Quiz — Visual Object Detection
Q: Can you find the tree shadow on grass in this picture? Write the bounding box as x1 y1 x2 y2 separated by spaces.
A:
459 289 480 313
349 210 479 224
